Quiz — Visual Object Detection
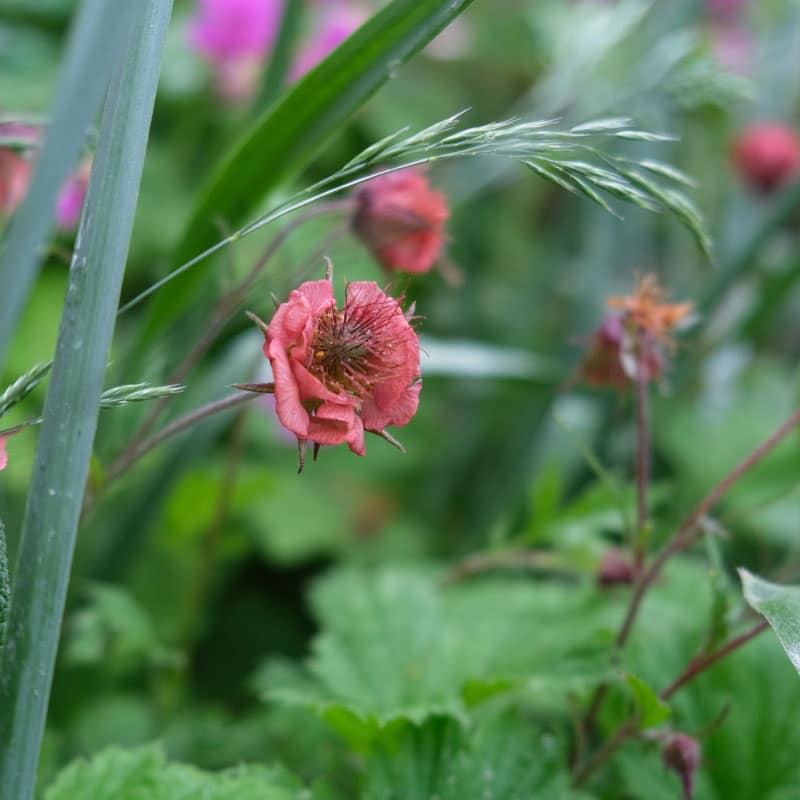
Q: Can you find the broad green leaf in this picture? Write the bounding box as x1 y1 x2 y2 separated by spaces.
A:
739 569 800 673
145 0 476 336
625 673 671 728
0 4 172 797
44 744 305 800
364 713 595 800
258 567 617 740
0 0 139 365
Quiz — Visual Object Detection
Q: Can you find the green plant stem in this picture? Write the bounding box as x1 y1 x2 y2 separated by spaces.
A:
0 3 172 796
257 0 304 108
103 391 261 488
441 549 565 585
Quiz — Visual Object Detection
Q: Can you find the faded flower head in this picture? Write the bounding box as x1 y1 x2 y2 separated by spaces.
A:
290 3 367 79
732 122 800 193
56 156 92 231
188 0 283 98
663 733 702 800
258 262 421 467
0 147 33 216
353 168 450 276
582 275 691 389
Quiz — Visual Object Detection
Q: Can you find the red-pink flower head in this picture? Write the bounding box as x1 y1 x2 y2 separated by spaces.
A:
259 263 421 466
0 147 33 216
188 0 283 98
56 156 92 231
663 733 702 800
353 168 450 276
732 123 800 193
290 4 367 80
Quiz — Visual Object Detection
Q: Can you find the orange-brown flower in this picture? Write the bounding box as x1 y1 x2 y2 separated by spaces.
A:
607 274 693 344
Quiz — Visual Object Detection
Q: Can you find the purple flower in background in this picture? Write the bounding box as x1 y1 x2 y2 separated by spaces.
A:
290 3 367 80
56 157 92 231
188 0 284 99
711 22 754 74
706 0 749 20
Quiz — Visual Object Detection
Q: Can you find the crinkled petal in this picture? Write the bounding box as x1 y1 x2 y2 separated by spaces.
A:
270 347 309 438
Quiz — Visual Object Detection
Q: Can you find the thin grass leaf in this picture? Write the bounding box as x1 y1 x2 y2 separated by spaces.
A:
570 117 631 133
0 519 7 658
0 362 52 420
613 129 677 142
619 166 712 258
631 158 697 188
256 0 304 109
0 4 172 797
0 0 139 368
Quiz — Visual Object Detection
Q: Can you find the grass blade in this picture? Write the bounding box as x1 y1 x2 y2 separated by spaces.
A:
0 0 139 366
0 2 172 796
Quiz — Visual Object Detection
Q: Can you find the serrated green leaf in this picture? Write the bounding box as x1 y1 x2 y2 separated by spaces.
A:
44 744 305 800
144 0 476 338
364 713 594 800
258 567 616 740
739 569 800 674
625 673 671 728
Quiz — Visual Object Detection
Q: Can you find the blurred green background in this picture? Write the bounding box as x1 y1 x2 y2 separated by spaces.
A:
2 1 800 798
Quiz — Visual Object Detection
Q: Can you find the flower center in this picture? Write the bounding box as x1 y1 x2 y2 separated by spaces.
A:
308 299 404 396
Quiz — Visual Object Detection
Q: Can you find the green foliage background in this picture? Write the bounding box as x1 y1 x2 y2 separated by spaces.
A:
1 0 800 797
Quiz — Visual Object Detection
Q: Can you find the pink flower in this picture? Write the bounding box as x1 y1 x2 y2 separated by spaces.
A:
663 733 702 800
0 147 33 216
711 23 754 74
0 436 7 472
353 168 450 275
732 122 800 193
56 156 92 231
260 267 421 463
290 4 366 79
188 0 283 98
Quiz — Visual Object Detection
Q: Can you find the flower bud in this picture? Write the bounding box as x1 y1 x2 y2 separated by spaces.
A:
662 733 701 800
597 550 636 587
353 168 450 276
732 123 800 193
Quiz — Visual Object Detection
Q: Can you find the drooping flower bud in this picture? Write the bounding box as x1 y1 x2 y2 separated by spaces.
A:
255 261 421 469
662 733 702 800
597 549 636 587
353 168 450 276
732 123 800 193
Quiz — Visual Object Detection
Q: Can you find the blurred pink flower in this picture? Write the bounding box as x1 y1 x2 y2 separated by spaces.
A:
732 122 800 193
352 168 450 275
711 23 754 74
290 4 367 79
0 121 42 145
56 156 92 231
0 147 33 216
0 436 7 472
188 0 284 99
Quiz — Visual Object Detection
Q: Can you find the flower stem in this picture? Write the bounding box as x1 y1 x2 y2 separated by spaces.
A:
616 408 800 650
634 361 649 573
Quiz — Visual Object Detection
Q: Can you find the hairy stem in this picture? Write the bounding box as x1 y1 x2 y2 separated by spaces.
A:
634 362 649 573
